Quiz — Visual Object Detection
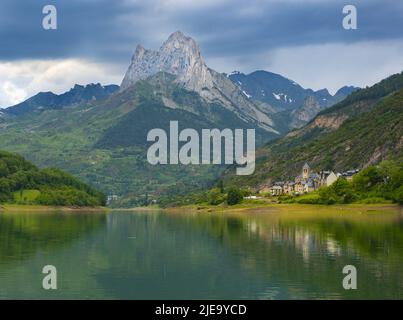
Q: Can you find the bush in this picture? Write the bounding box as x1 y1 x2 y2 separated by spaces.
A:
207 188 225 205
36 187 100 206
358 197 391 204
295 193 321 204
227 187 243 205
392 185 403 205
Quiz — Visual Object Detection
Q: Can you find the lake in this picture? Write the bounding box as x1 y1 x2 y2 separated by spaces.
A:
0 205 402 299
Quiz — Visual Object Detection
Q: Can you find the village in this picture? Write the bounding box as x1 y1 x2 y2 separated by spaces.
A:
258 163 360 196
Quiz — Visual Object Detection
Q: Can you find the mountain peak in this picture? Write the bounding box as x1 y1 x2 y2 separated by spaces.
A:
121 31 209 92
120 32 277 134
315 88 330 95
132 45 147 61
166 30 187 41
335 85 359 96
160 31 201 60
5 83 119 116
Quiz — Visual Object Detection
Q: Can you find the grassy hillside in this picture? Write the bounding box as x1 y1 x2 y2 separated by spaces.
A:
222 76 403 189
282 72 403 147
0 151 105 206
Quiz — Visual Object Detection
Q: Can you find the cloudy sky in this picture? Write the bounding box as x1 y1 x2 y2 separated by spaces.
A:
0 0 402 107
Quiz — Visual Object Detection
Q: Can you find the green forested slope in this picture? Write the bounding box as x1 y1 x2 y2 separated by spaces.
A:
0 151 105 206
223 83 403 189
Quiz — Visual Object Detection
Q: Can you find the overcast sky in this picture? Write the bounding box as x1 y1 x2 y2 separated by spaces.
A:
1 0 403 107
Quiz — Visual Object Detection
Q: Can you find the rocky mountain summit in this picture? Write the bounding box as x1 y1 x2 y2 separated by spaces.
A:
121 31 212 93
121 31 277 133
228 70 359 130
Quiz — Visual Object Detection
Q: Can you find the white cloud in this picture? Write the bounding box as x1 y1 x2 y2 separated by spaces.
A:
0 59 125 108
1 81 27 106
1 39 403 108
268 40 403 94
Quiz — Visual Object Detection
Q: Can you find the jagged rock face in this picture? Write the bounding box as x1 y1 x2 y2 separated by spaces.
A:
289 96 324 129
120 31 278 133
121 31 213 93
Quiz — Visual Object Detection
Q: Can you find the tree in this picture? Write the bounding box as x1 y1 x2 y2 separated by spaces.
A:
227 187 243 205
207 188 225 205
218 180 224 193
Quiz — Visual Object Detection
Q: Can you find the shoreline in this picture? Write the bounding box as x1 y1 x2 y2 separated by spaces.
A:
0 204 109 212
1 203 400 214
163 202 402 214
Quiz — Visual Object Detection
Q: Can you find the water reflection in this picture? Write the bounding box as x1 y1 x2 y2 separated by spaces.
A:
0 206 402 299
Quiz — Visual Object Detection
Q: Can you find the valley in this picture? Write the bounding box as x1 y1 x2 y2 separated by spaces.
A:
0 32 401 208
0 32 356 207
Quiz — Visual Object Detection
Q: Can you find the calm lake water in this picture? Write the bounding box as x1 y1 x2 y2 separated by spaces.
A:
0 206 402 299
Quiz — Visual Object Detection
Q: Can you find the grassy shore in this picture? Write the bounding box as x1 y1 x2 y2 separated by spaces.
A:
0 204 109 212
2 202 399 215
164 202 401 214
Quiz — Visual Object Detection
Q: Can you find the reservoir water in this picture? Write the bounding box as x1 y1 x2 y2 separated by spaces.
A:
0 205 402 299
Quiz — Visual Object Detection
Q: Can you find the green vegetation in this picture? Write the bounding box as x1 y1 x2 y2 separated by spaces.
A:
156 183 251 207
0 74 273 207
318 71 403 117
227 187 244 205
222 74 403 190
0 151 105 206
1 69 402 207
13 189 41 203
279 160 402 205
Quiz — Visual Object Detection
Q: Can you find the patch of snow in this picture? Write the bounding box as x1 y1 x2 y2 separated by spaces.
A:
273 92 293 103
242 90 251 99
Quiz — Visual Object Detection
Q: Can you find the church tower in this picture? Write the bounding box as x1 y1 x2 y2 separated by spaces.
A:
302 163 310 179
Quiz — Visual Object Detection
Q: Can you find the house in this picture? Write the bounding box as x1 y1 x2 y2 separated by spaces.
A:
269 185 283 196
341 169 360 181
283 182 295 194
294 163 321 194
320 170 338 187
304 179 315 193
107 194 119 205
261 162 359 197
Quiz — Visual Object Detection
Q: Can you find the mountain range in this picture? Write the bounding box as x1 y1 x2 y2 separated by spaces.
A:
4 83 119 116
228 70 357 111
1 31 396 207
228 70 358 131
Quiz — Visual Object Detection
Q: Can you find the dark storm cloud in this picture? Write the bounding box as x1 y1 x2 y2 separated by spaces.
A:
0 0 402 63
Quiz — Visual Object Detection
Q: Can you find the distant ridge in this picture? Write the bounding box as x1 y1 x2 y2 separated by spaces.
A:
5 83 119 116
